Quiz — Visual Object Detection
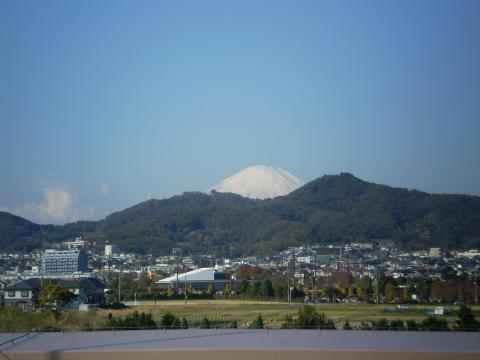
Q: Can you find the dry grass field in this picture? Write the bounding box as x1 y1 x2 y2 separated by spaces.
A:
95 300 480 329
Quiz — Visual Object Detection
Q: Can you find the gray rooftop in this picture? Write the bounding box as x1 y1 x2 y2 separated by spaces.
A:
1 330 480 353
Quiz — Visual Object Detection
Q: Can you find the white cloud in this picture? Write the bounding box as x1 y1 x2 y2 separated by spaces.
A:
100 184 109 195
2 188 95 225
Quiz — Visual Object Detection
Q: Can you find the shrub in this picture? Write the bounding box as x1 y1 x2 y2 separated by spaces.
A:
200 316 210 329
282 306 335 329
106 311 156 330
389 319 405 331
421 316 450 332
455 305 480 332
249 315 264 329
406 320 419 331
373 318 389 330
228 320 238 329
359 321 372 330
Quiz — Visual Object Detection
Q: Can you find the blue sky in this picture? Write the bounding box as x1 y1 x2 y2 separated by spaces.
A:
1 0 480 224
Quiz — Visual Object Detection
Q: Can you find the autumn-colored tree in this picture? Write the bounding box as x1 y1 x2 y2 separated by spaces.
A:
357 285 365 299
166 287 175 297
336 283 346 296
236 265 264 280
384 283 396 302
223 284 232 297
431 280 457 303
207 283 215 297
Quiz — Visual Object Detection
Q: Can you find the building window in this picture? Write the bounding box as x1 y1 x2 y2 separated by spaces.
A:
8 291 15 297
21 290 29 298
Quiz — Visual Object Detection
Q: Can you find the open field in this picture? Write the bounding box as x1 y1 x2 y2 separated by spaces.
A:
2 300 479 332
97 300 480 329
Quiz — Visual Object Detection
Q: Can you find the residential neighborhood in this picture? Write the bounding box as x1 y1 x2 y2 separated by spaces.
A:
0 236 478 311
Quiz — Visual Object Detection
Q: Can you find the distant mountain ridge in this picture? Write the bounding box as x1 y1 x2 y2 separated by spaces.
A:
1 173 479 256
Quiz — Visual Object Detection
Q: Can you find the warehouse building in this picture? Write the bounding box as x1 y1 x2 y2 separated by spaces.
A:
156 267 233 291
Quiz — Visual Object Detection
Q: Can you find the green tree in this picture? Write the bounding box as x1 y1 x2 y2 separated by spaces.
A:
239 279 250 295
260 279 274 298
181 317 189 329
39 284 77 311
343 321 353 330
402 287 411 302
160 312 177 328
249 314 264 329
105 292 117 305
455 305 480 332
274 284 285 299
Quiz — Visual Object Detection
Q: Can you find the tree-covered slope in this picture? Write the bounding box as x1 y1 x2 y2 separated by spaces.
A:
1 173 479 255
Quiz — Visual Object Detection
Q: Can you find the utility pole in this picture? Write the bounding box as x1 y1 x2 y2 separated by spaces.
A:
339 245 342 271
288 247 295 304
172 247 181 294
375 270 379 305
184 264 187 305
287 277 291 304
118 265 121 304
313 251 317 301
475 270 478 305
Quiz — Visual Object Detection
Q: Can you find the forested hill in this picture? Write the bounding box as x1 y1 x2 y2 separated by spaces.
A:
1 173 480 256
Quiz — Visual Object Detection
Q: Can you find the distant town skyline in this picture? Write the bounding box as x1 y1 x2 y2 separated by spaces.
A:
1 0 480 224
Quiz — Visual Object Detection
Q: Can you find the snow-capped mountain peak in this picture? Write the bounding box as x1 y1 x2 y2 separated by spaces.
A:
211 165 304 199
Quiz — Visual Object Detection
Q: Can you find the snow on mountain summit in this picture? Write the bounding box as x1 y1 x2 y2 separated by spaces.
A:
211 165 304 199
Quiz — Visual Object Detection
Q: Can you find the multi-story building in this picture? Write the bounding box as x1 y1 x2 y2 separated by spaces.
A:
41 249 89 274
63 237 87 250
428 248 443 258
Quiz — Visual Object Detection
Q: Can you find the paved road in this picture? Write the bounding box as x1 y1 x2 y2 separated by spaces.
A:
1 329 480 353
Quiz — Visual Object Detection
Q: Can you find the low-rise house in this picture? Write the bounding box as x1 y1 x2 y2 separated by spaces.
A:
0 279 6 305
4 277 105 311
55 278 105 305
4 278 42 311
